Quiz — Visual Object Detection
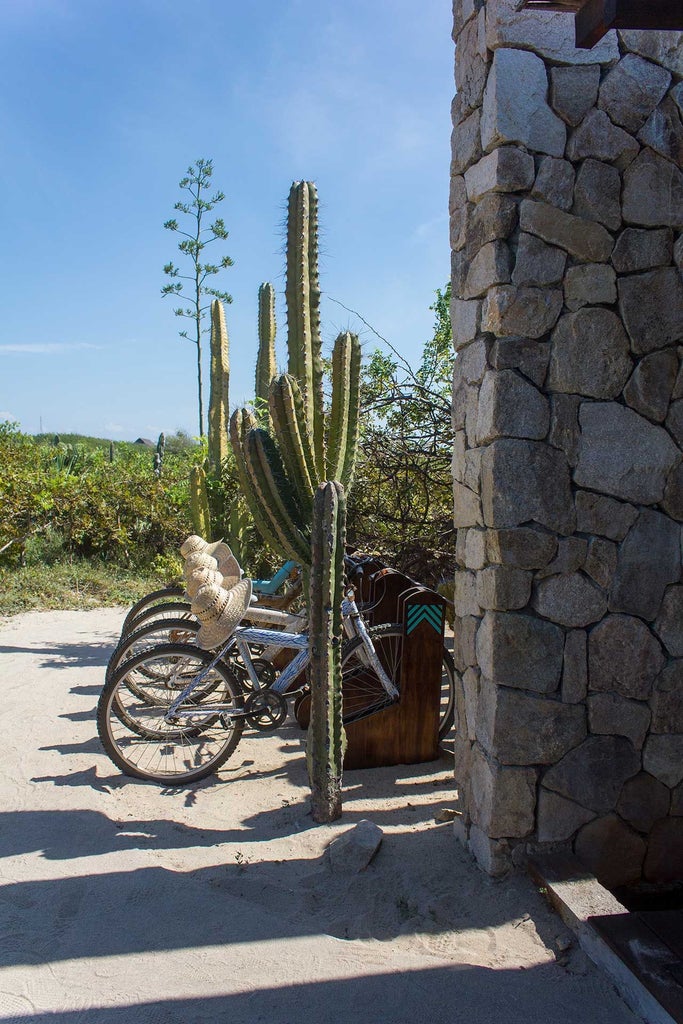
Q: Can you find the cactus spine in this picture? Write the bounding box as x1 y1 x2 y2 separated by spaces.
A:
255 283 277 431
189 464 212 539
307 481 346 822
208 299 230 473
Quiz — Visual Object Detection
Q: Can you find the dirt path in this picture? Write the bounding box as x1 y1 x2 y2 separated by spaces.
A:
0 608 638 1023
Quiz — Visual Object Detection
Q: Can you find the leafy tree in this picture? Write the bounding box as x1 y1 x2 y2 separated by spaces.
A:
162 158 233 437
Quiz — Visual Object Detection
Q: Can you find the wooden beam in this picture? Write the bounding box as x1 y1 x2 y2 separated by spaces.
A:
521 0 683 46
575 0 617 47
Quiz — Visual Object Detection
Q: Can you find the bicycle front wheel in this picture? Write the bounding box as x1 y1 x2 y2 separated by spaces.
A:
97 643 244 785
120 585 186 635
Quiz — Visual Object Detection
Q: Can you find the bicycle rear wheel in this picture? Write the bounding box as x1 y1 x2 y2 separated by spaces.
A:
106 616 200 687
121 585 186 635
97 643 244 784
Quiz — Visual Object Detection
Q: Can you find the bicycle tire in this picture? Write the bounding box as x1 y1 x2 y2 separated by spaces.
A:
106 616 201 687
97 643 245 784
120 600 194 641
121 585 186 635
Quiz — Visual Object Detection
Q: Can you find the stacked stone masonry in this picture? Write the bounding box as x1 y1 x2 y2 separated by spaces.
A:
450 0 683 887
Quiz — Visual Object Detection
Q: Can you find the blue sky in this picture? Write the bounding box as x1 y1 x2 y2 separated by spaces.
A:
0 0 453 439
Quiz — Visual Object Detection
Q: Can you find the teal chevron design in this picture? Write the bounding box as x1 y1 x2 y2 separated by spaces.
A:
406 603 444 635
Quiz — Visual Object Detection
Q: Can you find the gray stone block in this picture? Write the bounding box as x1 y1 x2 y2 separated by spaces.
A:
566 109 639 170
550 65 601 127
651 660 683 734
476 369 549 444
573 159 622 231
519 200 614 263
617 772 671 834
644 818 683 884
643 734 683 788
598 54 671 134
531 156 575 211
537 788 596 843
588 613 665 700
462 666 480 740
481 439 575 534
617 30 683 77
476 565 532 611
464 528 486 570
466 192 518 257
548 309 632 399
562 629 588 704
662 461 683 522
611 227 673 273
486 527 557 570
476 676 586 765
667 399 683 447
548 394 581 466
542 736 640 814
451 108 483 176
482 285 563 339
618 268 683 354
623 349 678 423
532 573 607 628
463 240 512 298
622 149 683 229
563 264 617 311
588 692 651 749
575 490 638 541
464 147 535 203
451 298 481 351
454 15 489 117
476 610 563 693
537 536 588 580
512 233 567 287
584 537 617 590
575 815 646 889
481 48 566 157
654 586 683 657
638 96 683 166
468 823 511 877
469 744 536 838
574 402 680 505
454 568 480 617
488 337 549 388
610 508 681 620
485 0 620 65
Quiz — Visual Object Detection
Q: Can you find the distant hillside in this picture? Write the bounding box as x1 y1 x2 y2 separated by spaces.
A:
31 431 198 454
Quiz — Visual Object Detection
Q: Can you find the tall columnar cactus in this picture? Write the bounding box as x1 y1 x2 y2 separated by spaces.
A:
255 283 277 431
189 464 212 539
307 481 346 822
208 299 230 473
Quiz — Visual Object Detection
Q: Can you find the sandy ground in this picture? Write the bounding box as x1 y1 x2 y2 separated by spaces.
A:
0 608 639 1024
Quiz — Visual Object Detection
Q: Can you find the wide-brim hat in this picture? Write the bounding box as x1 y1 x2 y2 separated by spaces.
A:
194 579 253 651
183 551 219 577
180 534 234 566
185 566 224 599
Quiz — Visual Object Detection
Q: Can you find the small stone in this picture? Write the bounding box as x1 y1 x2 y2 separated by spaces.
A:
623 349 678 423
453 475 483 530
476 369 549 444
454 569 480 617
548 309 632 399
537 788 596 843
469 745 536 838
566 109 640 170
512 233 567 287
584 537 617 590
598 54 671 134
651 660 683 734
451 108 483 176
531 156 575 211
537 536 587 580
662 461 683 522
481 48 566 158
654 586 683 657
454 15 489 116
533 573 607 628
575 815 646 889
459 616 480 668
482 285 563 338
644 819 683 885
550 65 601 127
466 192 518 257
638 96 683 166
610 509 681 620
618 30 683 77
543 736 640 814
575 491 638 541
563 264 617 311
468 823 511 877
476 677 586 765
476 565 532 611
476 610 564 693
486 527 557 570
548 394 580 466
643 734 683 788
574 402 680 505
464 528 486 570
562 629 588 704
435 807 460 823
588 692 651 749
328 820 383 873
449 176 468 252
462 665 480 739
667 400 683 447
519 200 614 263
622 149 683 229
618 268 683 354
464 147 536 203
451 298 481 351
455 338 489 386
573 159 622 231
588 614 665 700
612 227 673 273
463 241 512 299
488 337 549 388
481 439 575 535
617 772 671 834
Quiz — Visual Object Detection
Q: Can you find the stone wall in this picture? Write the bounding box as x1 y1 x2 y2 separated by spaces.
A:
450 0 683 887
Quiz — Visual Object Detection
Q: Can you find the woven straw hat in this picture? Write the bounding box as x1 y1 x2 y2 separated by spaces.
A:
183 551 219 577
192 578 253 650
185 566 224 599
180 535 236 577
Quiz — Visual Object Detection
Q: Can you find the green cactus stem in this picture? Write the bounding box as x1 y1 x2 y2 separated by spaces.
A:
268 373 319 522
307 481 346 823
208 299 230 472
243 427 311 567
189 464 212 539
255 283 277 430
325 332 362 489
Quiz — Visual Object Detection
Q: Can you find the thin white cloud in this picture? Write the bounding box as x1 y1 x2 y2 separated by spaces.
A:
0 343 101 354
0 410 16 421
